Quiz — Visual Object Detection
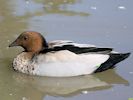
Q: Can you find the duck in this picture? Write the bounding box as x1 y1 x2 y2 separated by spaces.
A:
9 31 130 77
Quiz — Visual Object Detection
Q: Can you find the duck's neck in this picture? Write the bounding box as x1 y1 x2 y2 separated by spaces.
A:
23 51 39 60
23 37 48 59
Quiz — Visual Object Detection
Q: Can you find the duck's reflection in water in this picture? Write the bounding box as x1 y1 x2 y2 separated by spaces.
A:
12 69 128 99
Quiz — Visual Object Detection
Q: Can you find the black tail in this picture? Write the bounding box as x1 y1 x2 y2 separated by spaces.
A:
94 53 131 73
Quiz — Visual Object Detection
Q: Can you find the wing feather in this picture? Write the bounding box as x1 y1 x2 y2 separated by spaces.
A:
41 40 113 54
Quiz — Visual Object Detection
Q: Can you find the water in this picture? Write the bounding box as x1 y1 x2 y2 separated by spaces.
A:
0 0 133 100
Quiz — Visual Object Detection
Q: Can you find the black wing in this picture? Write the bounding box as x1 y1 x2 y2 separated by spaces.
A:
41 44 113 54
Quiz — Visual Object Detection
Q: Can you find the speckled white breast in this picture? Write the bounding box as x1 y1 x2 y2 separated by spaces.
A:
13 52 38 75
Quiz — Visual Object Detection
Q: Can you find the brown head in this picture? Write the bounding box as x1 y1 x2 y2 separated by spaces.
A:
9 31 48 53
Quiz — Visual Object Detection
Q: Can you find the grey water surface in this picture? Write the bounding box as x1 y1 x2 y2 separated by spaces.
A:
0 0 133 100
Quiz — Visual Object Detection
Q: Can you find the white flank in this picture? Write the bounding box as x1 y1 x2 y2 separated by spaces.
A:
34 50 109 77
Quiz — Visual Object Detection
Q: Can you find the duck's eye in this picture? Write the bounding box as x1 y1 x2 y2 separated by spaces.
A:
23 36 28 40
